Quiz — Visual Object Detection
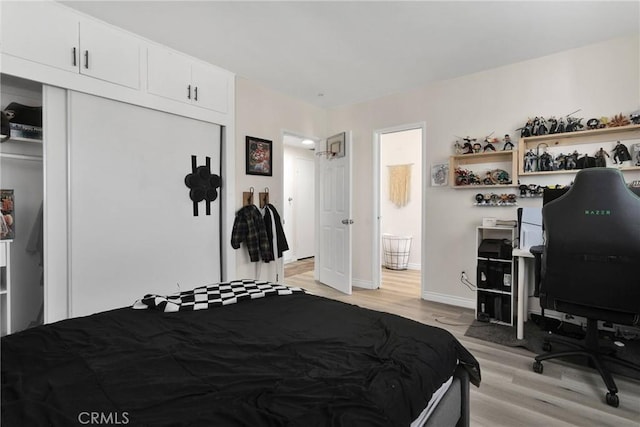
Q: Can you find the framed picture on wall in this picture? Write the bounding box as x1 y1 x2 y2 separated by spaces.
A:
431 163 449 186
246 136 273 176
0 189 15 240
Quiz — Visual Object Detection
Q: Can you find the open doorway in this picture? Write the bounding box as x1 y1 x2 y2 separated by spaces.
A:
282 133 317 277
373 124 425 297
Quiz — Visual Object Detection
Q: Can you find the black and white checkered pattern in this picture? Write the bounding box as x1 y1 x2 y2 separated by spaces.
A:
133 280 305 312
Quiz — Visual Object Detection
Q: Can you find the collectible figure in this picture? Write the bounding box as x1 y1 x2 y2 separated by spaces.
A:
472 142 482 153
556 117 566 133
502 134 514 150
519 119 534 137
594 147 610 167
565 151 578 170
483 137 497 152
609 113 630 127
554 153 566 170
586 118 600 130
630 110 640 125
612 141 632 164
524 149 538 172
462 136 476 154
518 184 528 197
539 150 554 171
547 116 558 134
566 116 584 132
534 117 548 136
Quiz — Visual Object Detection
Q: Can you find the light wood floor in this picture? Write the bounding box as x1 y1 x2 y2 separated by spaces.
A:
283 268 640 427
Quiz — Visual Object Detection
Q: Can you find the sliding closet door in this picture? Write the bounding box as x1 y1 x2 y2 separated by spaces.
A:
69 92 221 317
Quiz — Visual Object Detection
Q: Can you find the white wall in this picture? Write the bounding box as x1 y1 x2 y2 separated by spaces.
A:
380 128 422 269
234 77 326 281
328 35 640 307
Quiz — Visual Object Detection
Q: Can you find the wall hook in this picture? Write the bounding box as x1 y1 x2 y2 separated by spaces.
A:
259 187 270 208
243 187 255 206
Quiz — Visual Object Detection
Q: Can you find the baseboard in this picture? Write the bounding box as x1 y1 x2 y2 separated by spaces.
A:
422 291 475 310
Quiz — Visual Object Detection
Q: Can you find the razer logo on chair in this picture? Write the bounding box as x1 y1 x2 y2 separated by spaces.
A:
584 209 611 215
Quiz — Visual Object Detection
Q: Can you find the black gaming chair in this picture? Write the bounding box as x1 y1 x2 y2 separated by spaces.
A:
532 168 640 407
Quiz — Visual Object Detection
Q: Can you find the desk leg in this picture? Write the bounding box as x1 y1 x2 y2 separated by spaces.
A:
517 256 526 340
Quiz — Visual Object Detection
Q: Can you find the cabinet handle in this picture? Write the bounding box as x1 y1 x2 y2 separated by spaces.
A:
187 84 191 100
84 50 89 69
194 87 198 101
72 47 77 66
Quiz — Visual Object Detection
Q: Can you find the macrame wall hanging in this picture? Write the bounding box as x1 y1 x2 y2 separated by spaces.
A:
184 155 221 216
388 164 412 208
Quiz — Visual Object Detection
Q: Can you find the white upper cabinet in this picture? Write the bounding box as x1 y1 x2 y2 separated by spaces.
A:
1 1 79 73
147 46 229 114
78 19 140 89
1 1 140 90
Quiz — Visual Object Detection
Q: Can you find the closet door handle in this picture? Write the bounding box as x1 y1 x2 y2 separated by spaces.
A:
187 84 191 100
72 47 77 66
194 86 198 101
84 50 89 69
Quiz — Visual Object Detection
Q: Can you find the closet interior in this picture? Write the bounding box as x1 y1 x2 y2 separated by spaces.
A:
1 74 44 334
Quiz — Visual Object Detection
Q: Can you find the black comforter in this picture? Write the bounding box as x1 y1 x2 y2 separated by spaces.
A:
2 291 480 427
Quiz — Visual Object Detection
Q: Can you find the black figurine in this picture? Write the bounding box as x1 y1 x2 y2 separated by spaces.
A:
502 134 514 150
612 141 632 164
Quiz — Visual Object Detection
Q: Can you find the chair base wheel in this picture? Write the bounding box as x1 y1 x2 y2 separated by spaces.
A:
606 392 619 407
532 361 543 374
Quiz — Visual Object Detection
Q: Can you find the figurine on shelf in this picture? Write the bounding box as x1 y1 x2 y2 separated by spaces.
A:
524 149 538 172
556 117 566 133
586 118 600 130
462 136 476 154
492 169 511 184
502 134 514 150
566 116 584 132
612 141 632 164
518 184 528 197
535 117 548 136
630 110 640 125
539 150 554 171
482 171 496 185
483 137 497 152
547 117 558 134
594 147 610 167
454 140 463 155
472 142 482 153
554 153 567 170
565 151 579 170
609 113 630 127
519 119 534 137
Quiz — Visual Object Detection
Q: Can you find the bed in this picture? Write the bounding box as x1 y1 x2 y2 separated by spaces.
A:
1 280 480 426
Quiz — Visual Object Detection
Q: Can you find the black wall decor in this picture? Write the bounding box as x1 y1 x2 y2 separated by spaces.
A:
185 155 221 216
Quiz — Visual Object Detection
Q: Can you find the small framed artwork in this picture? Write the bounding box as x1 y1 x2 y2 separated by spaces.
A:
0 189 15 240
431 163 449 187
327 132 346 158
246 136 273 176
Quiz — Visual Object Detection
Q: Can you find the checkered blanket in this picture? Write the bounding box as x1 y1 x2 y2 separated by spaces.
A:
133 280 305 312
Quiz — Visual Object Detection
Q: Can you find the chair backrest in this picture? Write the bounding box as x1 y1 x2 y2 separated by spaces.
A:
540 168 640 324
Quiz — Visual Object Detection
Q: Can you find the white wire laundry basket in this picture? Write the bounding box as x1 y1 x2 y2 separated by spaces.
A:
382 234 412 270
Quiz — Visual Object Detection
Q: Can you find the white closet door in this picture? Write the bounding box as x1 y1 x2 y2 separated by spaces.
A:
68 92 221 317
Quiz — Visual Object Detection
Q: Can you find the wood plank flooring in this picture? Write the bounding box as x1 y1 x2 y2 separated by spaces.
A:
283 267 640 427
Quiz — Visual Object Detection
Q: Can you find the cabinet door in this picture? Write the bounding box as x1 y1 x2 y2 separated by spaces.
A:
191 62 229 113
1 1 79 73
147 46 192 104
79 20 141 89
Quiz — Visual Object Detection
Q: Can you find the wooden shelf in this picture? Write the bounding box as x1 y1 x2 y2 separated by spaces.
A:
518 124 640 175
450 150 518 188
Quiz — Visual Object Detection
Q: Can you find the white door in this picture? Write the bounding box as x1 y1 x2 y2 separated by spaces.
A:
295 157 315 259
318 132 352 294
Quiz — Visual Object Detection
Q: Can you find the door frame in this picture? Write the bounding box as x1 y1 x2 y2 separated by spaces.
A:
372 122 426 295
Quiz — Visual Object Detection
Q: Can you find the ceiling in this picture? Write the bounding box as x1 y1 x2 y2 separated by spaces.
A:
60 1 639 109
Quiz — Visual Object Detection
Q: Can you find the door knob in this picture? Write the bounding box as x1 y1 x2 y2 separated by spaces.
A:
341 219 354 225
